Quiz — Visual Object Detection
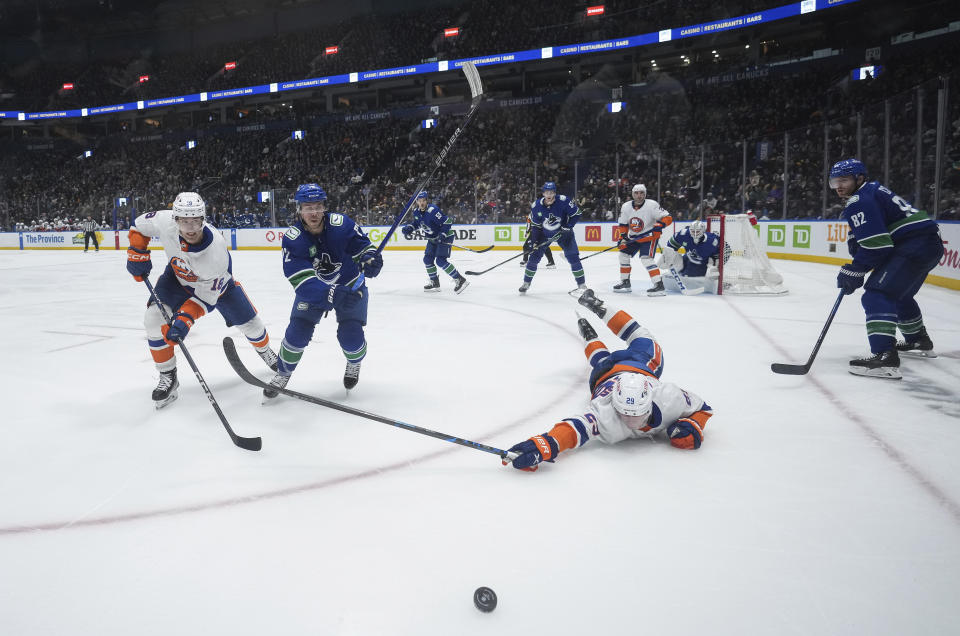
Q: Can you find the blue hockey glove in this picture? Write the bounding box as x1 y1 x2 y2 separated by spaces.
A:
360 251 383 278
402 225 414 240
327 284 361 311
163 312 195 344
667 419 703 450
837 264 867 295
126 248 152 281
503 434 559 472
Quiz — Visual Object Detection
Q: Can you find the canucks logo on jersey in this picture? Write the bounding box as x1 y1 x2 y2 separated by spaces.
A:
312 252 342 283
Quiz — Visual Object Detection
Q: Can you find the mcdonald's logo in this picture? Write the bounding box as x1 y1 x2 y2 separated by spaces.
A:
612 226 626 241
584 225 601 242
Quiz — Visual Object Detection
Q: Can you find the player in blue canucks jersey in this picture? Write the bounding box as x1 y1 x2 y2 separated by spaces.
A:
263 183 383 398
659 220 721 294
831 159 944 379
519 182 586 294
402 191 469 294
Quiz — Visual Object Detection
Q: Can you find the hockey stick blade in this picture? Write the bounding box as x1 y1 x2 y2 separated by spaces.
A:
770 362 810 375
465 239 554 276
453 244 495 254
222 338 511 460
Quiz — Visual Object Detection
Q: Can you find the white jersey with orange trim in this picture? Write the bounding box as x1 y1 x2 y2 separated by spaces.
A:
618 198 669 238
131 209 232 309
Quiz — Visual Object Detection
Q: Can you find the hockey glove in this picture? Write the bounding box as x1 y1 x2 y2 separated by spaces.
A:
360 251 383 278
837 264 868 295
126 248 152 281
503 434 559 472
327 284 362 312
667 418 703 450
163 312 195 344
402 225 414 240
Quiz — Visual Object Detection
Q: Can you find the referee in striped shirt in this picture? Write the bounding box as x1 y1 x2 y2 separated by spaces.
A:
82 216 99 252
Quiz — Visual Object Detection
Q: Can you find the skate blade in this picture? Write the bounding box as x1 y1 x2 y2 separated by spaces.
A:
646 291 667 297
154 392 179 409
848 367 902 380
455 281 470 295
899 350 937 359
613 288 632 294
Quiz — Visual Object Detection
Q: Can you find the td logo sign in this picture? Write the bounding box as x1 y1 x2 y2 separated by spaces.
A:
494 226 512 241
767 225 786 247
792 225 810 248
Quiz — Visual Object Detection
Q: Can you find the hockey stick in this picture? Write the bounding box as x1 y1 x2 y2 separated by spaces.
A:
771 291 844 375
222 337 516 462
375 62 484 255
579 229 661 261
669 267 704 296
142 279 261 451
453 243 495 253
464 238 555 276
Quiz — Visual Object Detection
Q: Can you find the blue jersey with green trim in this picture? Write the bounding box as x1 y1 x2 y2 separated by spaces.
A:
281 213 373 304
842 181 940 270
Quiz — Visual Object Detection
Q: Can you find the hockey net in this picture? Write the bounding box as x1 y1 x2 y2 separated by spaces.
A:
706 214 787 295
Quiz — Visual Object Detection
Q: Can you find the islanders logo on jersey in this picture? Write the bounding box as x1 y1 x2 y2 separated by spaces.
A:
170 257 199 282
628 216 646 234
312 252 342 283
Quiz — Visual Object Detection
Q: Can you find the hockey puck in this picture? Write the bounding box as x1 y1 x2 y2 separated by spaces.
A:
473 586 497 613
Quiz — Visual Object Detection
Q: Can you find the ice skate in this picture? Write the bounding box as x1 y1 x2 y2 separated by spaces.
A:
646 280 666 296
257 347 279 371
896 330 936 358
518 281 530 294
344 361 362 390
424 279 441 292
545 263 556 270
454 276 470 295
262 372 290 401
612 280 632 294
576 288 607 319
152 369 179 409
577 316 598 341
849 350 901 379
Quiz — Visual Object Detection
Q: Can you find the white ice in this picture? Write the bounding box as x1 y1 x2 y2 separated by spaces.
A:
1 248 958 636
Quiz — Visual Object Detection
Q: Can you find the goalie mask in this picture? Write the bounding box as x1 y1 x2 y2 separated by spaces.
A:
689 220 706 243
611 373 653 429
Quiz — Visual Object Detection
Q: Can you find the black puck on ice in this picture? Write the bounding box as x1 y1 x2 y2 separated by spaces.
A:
473 586 497 613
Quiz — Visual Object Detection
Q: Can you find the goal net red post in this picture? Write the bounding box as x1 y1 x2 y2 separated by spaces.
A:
707 214 787 295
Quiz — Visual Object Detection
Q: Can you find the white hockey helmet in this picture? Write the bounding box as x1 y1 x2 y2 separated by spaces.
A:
632 184 646 194
611 373 653 428
172 192 206 219
689 220 706 242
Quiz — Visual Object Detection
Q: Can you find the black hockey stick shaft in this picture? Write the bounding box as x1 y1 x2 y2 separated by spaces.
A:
464 238 555 276
376 62 483 255
771 290 844 375
143 279 261 451
222 338 515 461
580 229 660 261
453 244 495 253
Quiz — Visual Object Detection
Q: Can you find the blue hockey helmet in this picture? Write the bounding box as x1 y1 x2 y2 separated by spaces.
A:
542 181 557 192
829 159 866 188
415 190 429 199
294 183 327 203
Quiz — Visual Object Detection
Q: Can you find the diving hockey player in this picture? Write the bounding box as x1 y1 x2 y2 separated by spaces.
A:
264 183 383 399
830 158 943 379
503 289 713 471
614 184 673 296
659 220 721 294
519 181 585 294
402 191 469 293
126 192 278 408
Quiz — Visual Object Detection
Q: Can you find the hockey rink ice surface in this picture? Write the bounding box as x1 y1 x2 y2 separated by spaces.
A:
1 248 959 636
